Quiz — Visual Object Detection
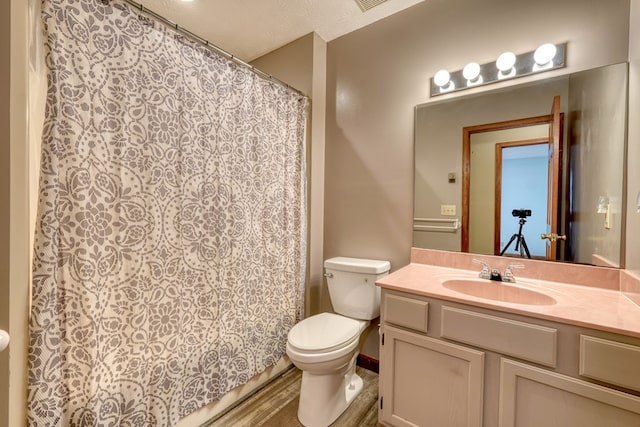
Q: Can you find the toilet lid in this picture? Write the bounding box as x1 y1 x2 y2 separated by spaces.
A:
288 312 363 352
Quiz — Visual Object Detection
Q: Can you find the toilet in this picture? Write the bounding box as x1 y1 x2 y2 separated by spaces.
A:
286 257 391 427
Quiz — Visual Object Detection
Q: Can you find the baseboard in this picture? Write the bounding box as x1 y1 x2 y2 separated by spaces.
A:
357 354 379 374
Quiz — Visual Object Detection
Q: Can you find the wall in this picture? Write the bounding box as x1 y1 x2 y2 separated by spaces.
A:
325 0 629 358
469 132 497 254
0 0 10 424
5 0 31 425
569 65 628 266
325 0 629 270
628 0 640 275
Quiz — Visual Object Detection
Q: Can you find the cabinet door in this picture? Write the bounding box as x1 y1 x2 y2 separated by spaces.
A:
379 325 484 427
499 359 640 427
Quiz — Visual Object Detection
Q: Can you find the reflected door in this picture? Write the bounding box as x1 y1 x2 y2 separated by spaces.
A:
544 96 564 259
463 99 564 260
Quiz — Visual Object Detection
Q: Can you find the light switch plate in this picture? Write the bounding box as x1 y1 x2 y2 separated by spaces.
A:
441 205 456 216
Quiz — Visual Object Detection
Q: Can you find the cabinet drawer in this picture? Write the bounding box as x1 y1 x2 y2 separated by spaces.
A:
441 306 557 367
384 294 429 333
580 335 640 392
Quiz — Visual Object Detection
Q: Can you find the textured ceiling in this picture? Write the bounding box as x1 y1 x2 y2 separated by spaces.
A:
137 0 426 61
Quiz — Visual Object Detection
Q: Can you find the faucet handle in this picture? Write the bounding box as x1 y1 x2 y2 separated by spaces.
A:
472 258 490 279
503 264 524 282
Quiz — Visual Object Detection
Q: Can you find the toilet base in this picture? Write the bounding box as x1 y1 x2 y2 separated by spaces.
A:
297 359 363 427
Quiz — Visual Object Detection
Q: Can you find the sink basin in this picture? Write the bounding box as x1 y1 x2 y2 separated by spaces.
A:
441 278 556 306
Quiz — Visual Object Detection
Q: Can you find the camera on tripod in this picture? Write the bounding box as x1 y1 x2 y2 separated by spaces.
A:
512 209 532 219
501 208 533 258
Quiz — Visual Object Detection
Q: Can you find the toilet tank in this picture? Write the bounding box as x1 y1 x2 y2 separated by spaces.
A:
324 257 391 320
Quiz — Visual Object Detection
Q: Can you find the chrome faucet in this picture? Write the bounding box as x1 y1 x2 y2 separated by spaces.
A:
472 259 491 280
473 259 524 283
502 264 524 283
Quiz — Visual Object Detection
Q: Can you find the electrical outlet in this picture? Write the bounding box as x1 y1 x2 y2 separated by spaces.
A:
441 205 456 216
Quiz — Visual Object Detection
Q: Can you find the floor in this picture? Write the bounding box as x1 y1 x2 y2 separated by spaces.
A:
204 366 383 427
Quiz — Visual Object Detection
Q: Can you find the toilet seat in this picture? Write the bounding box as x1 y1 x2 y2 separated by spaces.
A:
287 312 364 353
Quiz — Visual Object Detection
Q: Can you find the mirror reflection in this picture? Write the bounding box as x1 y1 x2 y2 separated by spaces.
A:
414 62 628 267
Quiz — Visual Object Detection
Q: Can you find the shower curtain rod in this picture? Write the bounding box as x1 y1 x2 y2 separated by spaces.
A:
119 0 307 98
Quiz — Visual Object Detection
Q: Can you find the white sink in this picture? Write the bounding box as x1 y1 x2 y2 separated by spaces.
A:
441 278 557 306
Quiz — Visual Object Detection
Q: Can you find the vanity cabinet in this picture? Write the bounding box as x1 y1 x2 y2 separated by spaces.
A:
379 289 640 427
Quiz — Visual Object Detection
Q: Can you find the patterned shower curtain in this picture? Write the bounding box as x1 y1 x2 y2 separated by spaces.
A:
27 0 308 425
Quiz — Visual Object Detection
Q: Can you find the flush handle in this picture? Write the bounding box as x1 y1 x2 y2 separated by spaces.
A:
324 272 334 279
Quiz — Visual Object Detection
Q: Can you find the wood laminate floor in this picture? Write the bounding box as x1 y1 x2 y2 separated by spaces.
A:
205 366 383 427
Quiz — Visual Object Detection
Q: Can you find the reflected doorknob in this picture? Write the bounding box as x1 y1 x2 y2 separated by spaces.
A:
540 233 567 242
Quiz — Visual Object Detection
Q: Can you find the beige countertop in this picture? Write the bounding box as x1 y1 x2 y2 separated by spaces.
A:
377 262 640 338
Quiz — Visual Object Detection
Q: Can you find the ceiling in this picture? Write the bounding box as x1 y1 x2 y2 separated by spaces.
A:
137 0 426 61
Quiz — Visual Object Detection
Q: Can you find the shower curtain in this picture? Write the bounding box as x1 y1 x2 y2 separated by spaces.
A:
27 0 307 425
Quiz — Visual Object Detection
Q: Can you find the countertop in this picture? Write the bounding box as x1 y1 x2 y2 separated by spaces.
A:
376 262 640 339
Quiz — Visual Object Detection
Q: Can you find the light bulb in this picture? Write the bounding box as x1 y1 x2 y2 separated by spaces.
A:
534 43 557 66
496 52 516 72
463 62 481 80
433 70 450 87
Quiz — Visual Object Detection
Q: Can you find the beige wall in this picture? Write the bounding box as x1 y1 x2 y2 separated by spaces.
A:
0 0 10 424
325 0 629 358
325 0 629 273
569 65 628 267
251 34 314 96
628 0 640 275
469 133 497 255
6 0 31 425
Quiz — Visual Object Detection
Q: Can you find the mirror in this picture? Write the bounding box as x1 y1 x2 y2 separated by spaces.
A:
414 62 628 267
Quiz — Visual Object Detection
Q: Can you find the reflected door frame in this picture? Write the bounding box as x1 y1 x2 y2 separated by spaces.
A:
462 115 556 254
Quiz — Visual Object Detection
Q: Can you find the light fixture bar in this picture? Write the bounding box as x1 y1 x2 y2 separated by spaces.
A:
430 43 566 97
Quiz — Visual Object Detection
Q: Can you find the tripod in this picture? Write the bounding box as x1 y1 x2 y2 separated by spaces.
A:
500 217 531 259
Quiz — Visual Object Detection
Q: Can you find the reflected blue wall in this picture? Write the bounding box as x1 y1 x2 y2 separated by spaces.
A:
500 146 548 257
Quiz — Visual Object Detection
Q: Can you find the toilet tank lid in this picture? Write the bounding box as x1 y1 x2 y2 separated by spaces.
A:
324 257 390 274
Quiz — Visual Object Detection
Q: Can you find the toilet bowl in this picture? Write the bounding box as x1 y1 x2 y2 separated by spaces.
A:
286 313 369 427
286 257 390 427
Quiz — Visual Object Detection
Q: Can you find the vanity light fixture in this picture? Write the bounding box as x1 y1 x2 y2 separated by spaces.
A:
430 42 566 97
